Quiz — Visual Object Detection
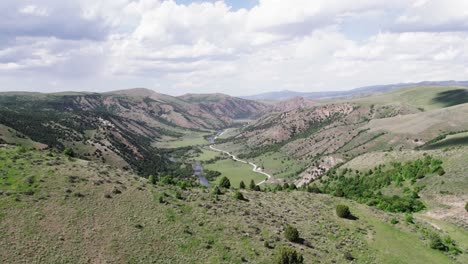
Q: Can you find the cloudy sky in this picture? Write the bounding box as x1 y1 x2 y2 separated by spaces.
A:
1 0 468 96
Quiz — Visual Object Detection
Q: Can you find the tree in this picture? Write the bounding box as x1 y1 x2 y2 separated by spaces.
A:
219 176 231 189
289 183 297 190
465 202 468 212
336 204 351 219
254 185 261 191
239 181 246 189
275 246 304 264
284 225 300 243
148 175 156 185
283 183 290 190
249 179 256 190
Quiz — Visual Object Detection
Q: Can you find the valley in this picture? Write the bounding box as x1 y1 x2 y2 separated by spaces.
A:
0 84 467 263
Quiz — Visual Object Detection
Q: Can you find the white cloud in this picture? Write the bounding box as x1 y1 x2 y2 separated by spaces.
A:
0 0 467 95
19 5 49 17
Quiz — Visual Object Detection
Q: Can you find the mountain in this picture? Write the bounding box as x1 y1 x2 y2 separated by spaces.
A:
242 80 468 100
0 89 267 176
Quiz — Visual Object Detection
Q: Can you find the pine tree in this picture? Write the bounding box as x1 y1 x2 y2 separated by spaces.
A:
249 179 256 190
239 181 246 189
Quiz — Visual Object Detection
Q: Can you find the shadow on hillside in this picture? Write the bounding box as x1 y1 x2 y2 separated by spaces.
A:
424 136 468 150
347 214 359 220
432 89 468 107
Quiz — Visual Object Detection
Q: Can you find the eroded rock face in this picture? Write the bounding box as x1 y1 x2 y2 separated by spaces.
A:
241 103 355 145
295 156 343 187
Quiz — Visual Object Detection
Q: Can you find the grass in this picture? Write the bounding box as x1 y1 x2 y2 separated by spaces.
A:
362 211 454 264
250 151 306 178
154 132 211 148
204 158 267 188
345 86 468 110
193 148 220 161
0 124 46 149
0 146 466 264
423 132 468 150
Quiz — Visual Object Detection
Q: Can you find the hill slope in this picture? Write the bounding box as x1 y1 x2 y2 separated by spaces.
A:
0 145 464 263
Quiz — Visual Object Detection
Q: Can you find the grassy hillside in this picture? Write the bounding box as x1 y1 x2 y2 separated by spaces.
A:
1 145 464 263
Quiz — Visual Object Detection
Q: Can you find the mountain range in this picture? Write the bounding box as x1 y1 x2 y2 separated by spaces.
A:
241 80 468 100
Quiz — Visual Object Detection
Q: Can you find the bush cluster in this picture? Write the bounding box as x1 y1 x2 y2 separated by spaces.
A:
321 156 443 213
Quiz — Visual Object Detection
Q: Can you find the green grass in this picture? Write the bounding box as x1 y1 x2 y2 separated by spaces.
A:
363 212 453 264
193 148 220 161
205 158 267 187
154 132 211 148
250 151 306 178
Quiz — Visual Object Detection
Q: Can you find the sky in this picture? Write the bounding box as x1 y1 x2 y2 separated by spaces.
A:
1 0 468 96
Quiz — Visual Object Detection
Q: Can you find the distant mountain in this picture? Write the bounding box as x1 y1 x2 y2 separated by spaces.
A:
242 80 468 100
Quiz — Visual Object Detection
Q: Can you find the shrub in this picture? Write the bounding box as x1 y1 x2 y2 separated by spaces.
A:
405 213 414 224
390 218 399 225
158 195 165 203
307 183 321 193
239 181 246 189
429 233 447 251
336 204 351 219
175 191 183 200
159 176 174 185
275 246 304 264
334 188 344 197
284 225 300 243
437 167 445 176
249 179 256 190
283 183 290 190
63 148 75 157
212 186 222 195
148 175 156 185
233 190 244 200
465 202 468 212
343 252 354 261
219 176 231 189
